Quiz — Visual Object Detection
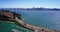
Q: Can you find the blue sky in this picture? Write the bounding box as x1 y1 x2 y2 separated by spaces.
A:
0 0 60 8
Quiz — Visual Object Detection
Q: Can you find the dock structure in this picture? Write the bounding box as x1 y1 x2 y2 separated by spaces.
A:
0 10 56 32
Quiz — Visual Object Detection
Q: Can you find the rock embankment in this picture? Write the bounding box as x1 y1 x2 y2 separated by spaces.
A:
0 10 56 32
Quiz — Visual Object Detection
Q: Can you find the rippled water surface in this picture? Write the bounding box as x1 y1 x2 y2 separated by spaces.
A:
6 10 60 31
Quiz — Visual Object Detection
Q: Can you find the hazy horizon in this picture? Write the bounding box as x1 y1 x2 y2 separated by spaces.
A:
0 0 60 8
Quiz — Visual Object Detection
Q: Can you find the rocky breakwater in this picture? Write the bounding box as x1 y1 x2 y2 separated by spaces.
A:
0 10 56 32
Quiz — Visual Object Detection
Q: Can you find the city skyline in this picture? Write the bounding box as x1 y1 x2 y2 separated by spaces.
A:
0 0 60 8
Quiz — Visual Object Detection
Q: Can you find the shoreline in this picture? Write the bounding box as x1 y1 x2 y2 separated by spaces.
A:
0 10 58 32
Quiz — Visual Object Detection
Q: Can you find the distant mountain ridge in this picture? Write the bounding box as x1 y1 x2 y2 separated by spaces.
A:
0 8 60 11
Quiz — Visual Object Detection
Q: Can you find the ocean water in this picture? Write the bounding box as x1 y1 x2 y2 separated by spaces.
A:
9 10 60 31
0 21 31 32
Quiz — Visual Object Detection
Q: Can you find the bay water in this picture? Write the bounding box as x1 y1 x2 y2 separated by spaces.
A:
9 10 60 31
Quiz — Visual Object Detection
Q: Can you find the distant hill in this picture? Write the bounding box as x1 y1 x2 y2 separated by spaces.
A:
0 8 60 11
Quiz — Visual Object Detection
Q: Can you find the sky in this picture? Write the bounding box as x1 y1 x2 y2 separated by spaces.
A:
0 0 60 8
